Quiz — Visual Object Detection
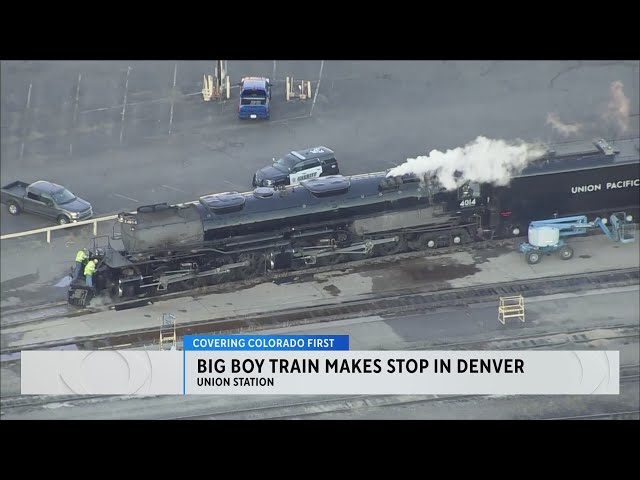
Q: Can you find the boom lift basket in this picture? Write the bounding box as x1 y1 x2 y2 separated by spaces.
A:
610 212 637 244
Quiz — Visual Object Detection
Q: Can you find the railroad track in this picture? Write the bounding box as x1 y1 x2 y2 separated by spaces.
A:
2 267 638 356
0 394 122 412
162 395 640 420
544 410 640 420
163 365 640 420
406 326 640 352
0 301 93 329
4 368 637 419
2 334 637 417
1 238 517 328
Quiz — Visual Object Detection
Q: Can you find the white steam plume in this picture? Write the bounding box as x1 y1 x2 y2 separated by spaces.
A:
602 80 631 134
387 136 546 191
546 112 583 137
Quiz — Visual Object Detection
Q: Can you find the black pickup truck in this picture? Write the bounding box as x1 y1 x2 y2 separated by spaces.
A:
1 180 93 225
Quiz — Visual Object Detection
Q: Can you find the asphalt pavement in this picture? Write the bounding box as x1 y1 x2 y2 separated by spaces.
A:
2 60 638 235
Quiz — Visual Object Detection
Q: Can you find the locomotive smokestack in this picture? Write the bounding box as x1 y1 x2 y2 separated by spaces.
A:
387 136 546 191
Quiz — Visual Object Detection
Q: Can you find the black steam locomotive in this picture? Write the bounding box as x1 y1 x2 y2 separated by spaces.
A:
68 137 639 306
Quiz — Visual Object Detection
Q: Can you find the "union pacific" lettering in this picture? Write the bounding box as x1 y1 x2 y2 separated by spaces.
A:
571 179 639 194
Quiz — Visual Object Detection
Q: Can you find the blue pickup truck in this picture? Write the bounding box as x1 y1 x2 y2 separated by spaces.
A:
238 77 271 120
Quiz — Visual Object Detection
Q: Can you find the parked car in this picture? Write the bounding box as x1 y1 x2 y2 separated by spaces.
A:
238 77 271 120
1 180 93 225
252 147 339 188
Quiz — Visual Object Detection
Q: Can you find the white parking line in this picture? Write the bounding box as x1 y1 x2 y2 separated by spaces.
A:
70 73 82 156
20 82 33 161
270 115 312 125
119 66 132 145
223 180 243 190
309 60 325 117
82 106 111 113
73 74 82 126
112 193 139 203
161 184 186 193
169 63 177 136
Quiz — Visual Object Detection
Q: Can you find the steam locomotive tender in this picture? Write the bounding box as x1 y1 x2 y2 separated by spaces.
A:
69 137 639 305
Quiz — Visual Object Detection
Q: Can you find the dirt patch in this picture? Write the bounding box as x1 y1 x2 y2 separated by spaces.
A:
322 285 341 296
353 258 482 293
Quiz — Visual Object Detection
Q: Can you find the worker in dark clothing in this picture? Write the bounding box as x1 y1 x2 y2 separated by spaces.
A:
84 259 98 287
73 248 89 281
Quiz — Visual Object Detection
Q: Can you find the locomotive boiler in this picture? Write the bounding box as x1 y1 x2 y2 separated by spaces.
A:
69 171 488 304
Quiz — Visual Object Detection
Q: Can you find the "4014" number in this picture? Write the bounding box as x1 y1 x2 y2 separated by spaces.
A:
459 198 477 208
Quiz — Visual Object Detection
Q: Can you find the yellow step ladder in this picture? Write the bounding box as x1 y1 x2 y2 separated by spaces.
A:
159 313 177 350
498 295 525 325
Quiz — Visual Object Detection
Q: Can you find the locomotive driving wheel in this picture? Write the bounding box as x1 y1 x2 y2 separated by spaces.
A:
334 229 351 247
234 253 265 280
413 233 440 251
113 266 143 299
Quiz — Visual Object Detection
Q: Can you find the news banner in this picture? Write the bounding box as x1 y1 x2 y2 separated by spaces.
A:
21 335 619 395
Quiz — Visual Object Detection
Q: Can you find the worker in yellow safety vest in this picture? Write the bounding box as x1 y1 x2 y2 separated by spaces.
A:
84 259 98 287
73 248 89 281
